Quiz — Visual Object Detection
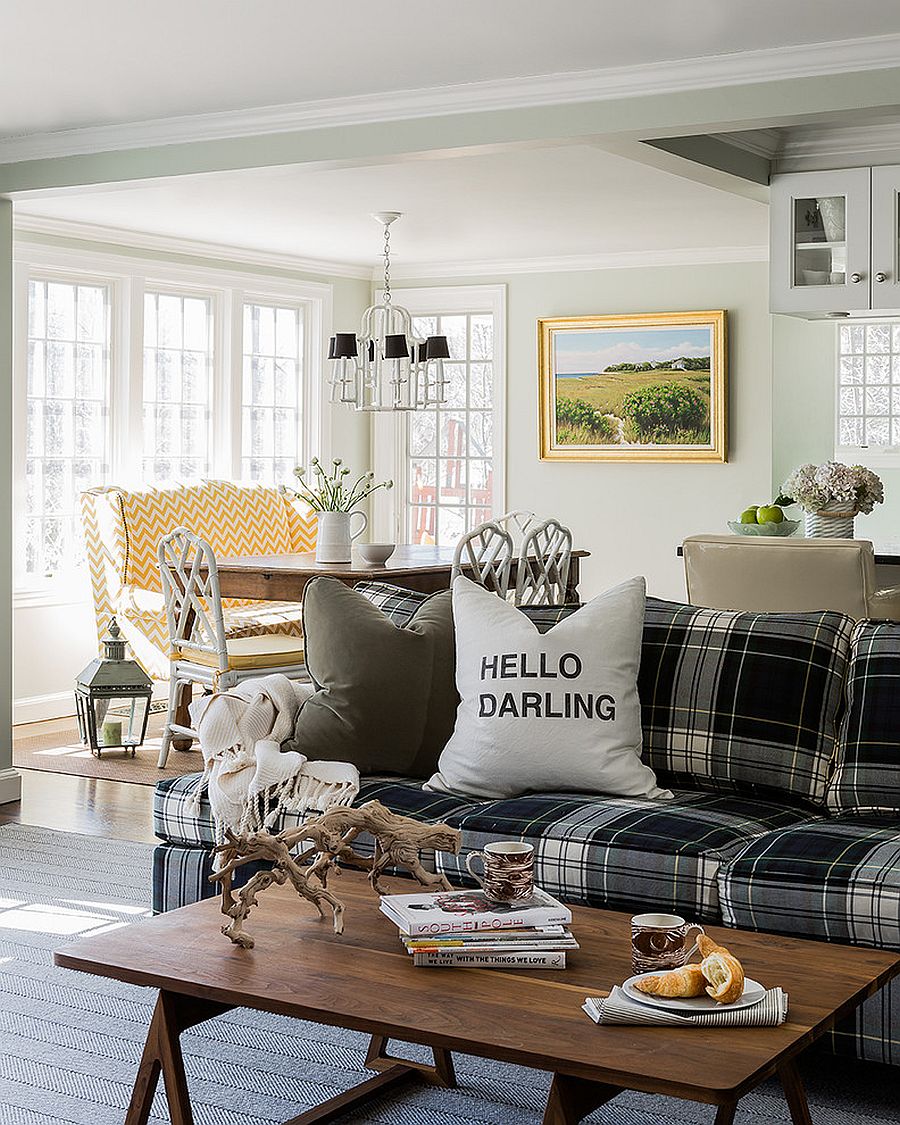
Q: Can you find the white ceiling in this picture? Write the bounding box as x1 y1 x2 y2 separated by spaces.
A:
4 0 900 138
15 145 769 269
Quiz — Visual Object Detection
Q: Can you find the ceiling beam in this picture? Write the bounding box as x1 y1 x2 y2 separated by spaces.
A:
2 65 900 196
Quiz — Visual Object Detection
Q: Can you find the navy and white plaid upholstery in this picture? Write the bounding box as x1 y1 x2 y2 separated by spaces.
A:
353 581 431 625
719 817 900 1064
639 598 853 805
828 620 900 814
155 774 811 922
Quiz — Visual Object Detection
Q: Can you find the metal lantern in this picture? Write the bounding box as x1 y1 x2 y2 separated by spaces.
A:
75 618 153 758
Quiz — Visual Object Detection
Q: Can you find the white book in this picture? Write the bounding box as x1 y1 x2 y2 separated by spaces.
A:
402 925 571 945
413 950 566 969
380 886 571 938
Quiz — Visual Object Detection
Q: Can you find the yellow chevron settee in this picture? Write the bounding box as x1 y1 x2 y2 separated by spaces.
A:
80 479 316 679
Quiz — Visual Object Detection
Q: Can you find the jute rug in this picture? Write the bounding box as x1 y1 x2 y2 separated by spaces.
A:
12 714 202 785
1 824 899 1125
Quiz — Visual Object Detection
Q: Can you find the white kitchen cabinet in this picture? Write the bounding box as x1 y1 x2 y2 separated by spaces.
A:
871 165 900 310
770 168 872 315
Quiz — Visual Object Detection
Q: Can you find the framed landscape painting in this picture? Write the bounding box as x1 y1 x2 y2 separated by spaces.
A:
538 310 727 462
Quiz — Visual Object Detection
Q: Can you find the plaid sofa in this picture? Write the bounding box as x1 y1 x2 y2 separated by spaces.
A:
152 595 900 1068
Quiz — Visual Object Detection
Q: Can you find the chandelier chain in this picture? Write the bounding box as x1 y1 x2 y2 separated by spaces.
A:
382 223 392 306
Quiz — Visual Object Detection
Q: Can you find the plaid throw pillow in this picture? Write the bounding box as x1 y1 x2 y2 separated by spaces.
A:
828 619 900 814
639 597 853 805
354 581 431 625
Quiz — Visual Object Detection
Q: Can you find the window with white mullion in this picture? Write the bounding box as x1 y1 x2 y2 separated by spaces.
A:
23 278 110 579
142 290 214 484
836 322 900 455
407 312 495 546
241 301 303 486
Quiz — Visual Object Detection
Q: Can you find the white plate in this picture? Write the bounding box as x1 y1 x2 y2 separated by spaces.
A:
622 971 767 1012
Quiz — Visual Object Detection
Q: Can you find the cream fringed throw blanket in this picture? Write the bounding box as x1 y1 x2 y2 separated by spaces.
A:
187 674 360 843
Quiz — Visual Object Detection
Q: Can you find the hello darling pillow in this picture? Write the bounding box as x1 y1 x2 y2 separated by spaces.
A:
425 575 670 800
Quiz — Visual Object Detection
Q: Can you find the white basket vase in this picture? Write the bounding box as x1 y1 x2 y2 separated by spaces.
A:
315 510 368 563
804 501 857 539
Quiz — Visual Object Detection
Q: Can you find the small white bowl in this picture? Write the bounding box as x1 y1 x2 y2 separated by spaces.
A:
356 543 396 566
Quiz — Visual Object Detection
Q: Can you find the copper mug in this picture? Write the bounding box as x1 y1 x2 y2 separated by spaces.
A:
465 841 535 904
631 912 705 974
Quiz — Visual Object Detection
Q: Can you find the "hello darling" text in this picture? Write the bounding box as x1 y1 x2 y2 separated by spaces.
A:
477 652 616 720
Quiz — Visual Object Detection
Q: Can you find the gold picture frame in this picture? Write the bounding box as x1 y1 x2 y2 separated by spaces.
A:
538 310 727 462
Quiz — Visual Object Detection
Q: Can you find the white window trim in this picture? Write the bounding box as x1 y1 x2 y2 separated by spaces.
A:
833 318 900 468
371 284 506 543
13 241 333 604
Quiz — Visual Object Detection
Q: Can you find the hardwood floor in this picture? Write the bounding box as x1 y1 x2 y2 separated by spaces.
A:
0 767 157 843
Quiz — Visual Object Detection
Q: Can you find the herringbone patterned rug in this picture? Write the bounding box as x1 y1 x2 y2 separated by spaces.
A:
0 824 897 1125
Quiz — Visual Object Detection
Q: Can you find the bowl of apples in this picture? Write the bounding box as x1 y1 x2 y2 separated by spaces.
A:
727 504 801 537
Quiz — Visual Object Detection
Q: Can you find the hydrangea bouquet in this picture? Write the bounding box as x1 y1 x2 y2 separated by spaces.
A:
779 461 884 515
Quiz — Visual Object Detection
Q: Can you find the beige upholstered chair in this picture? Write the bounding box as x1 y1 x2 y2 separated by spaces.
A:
157 528 309 768
682 535 900 619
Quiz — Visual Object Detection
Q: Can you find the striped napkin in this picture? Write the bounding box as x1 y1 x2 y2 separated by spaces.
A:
583 986 788 1027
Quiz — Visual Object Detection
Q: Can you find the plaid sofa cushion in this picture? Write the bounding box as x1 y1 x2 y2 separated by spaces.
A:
718 817 900 1064
828 620 900 814
359 779 814 922
154 774 812 921
639 597 853 805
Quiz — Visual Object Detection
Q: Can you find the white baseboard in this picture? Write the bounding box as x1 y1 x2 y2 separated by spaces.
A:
13 691 76 726
0 767 22 805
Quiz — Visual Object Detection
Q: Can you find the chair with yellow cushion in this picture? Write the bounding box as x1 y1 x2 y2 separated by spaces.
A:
156 527 308 768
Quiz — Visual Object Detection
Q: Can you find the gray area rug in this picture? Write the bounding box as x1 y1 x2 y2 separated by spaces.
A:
0 823 898 1125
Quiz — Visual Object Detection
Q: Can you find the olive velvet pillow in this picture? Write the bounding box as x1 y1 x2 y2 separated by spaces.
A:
283 577 456 776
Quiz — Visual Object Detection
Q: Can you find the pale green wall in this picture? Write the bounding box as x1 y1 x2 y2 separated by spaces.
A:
400 261 772 600
772 314 900 542
0 201 13 788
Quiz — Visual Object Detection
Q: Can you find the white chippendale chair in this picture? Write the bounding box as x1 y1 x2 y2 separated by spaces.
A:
495 509 537 551
157 528 309 768
450 521 515 598
515 517 573 606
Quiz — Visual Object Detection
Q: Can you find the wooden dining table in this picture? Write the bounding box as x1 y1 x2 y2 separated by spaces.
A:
214 545 589 604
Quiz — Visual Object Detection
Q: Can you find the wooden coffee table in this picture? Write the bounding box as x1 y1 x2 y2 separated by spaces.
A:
55 874 900 1125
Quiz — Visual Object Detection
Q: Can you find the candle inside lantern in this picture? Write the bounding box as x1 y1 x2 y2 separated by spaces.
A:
101 717 123 747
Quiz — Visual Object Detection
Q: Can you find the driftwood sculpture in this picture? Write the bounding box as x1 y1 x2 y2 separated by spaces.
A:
210 799 462 948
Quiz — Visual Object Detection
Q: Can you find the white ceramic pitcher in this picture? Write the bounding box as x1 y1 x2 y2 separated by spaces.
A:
315 510 368 564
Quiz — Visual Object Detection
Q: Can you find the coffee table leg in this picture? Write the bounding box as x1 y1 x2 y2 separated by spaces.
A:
365 1034 456 1088
779 1058 814 1125
543 1074 621 1124
125 990 232 1125
714 1103 738 1125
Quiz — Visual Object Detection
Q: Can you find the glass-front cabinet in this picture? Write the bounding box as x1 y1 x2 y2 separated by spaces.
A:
771 165 900 316
771 168 872 314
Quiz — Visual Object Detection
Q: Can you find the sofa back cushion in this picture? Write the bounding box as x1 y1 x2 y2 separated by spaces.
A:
828 619 900 814
639 597 853 805
114 480 305 594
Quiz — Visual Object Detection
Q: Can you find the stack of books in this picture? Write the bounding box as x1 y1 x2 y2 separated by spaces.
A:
379 885 577 969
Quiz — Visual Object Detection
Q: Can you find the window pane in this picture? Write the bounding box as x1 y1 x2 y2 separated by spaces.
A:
837 321 900 451
24 279 110 577
404 311 498 546
240 302 303 486
142 292 213 484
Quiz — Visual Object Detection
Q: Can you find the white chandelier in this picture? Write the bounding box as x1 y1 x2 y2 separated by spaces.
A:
327 212 449 411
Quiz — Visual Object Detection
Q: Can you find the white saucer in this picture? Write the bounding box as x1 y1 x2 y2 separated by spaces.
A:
623 970 767 1012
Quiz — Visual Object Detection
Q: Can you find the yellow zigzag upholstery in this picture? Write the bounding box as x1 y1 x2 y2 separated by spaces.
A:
81 481 317 679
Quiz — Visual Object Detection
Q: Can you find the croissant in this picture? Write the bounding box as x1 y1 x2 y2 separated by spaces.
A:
633 963 706 998
697 934 727 958
701 949 745 1004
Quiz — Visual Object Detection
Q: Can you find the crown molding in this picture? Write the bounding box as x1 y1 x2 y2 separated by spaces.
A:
388 245 768 280
3 33 900 164
775 119 900 170
710 129 782 160
13 214 372 280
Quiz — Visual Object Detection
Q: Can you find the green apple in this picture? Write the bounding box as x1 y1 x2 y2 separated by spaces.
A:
757 504 784 524
739 506 759 524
